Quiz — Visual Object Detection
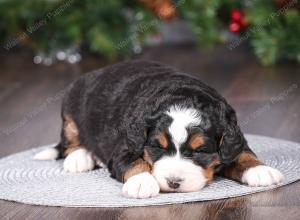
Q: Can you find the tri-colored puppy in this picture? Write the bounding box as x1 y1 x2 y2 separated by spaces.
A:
35 60 283 198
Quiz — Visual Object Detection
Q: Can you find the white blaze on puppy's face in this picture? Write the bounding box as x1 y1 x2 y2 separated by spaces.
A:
152 105 208 192
166 106 201 155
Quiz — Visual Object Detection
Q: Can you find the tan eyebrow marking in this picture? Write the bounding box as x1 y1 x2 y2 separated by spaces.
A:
156 132 168 149
189 133 205 150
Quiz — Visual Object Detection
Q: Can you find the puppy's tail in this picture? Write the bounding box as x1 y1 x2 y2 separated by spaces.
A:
33 143 62 160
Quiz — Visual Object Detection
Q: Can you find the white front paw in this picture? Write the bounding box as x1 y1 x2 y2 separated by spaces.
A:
242 165 284 187
122 172 160 199
63 148 95 173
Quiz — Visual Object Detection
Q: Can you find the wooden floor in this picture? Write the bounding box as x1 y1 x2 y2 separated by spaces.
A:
0 45 299 220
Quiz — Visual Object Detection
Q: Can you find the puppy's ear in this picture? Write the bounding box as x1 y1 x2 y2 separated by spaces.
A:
126 122 148 155
218 105 246 165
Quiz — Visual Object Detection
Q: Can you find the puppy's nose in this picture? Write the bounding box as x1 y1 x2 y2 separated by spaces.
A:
166 177 183 189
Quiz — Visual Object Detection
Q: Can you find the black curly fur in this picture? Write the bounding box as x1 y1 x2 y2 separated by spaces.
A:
57 60 253 182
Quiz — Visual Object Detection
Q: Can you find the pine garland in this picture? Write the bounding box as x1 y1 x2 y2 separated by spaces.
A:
0 0 299 65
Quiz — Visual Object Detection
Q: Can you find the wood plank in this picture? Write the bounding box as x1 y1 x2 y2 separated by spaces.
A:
0 45 299 220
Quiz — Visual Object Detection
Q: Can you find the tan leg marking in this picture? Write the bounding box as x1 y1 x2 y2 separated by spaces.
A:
63 115 83 156
221 151 263 181
123 159 152 182
63 114 82 156
203 159 221 184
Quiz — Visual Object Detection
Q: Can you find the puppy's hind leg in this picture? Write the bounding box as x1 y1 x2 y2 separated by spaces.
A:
33 144 61 160
63 148 95 173
34 131 64 161
35 113 95 173
61 114 95 173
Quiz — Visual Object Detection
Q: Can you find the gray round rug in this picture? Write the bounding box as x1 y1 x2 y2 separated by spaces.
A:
0 134 299 208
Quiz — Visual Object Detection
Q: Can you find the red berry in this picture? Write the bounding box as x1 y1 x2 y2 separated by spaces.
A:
229 22 241 33
231 9 243 21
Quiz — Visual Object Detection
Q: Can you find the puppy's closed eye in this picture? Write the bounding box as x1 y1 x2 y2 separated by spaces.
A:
189 134 205 150
156 132 168 149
